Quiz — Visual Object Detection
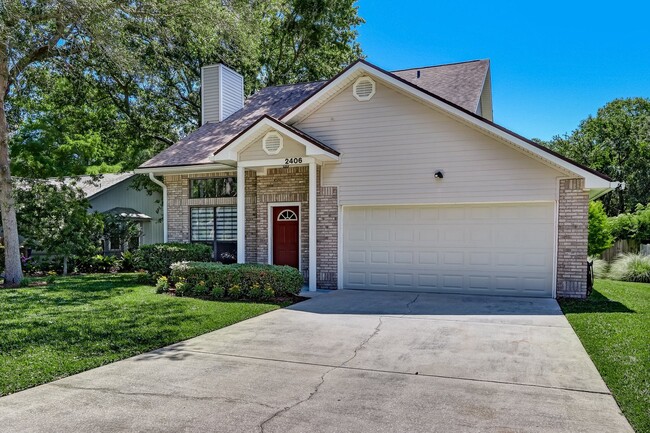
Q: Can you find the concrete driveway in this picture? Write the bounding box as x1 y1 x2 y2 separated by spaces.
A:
0 290 633 432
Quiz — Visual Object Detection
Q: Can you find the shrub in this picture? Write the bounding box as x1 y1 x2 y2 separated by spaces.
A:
74 254 120 273
133 243 212 277
608 254 650 283
119 251 136 272
588 201 613 256
590 257 609 279
169 262 303 300
155 275 170 293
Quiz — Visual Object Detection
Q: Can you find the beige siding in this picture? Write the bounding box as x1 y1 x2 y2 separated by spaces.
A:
221 66 244 120
297 81 564 205
89 179 164 245
239 133 307 161
201 65 221 124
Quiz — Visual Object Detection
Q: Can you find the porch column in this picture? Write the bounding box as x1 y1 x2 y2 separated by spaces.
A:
309 161 317 291
237 165 246 263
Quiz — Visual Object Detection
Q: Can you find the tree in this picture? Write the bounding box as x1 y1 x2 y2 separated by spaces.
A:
588 201 613 256
544 98 650 216
259 0 364 87
15 179 104 275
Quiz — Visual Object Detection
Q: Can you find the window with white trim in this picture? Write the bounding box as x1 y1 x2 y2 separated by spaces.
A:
277 209 298 221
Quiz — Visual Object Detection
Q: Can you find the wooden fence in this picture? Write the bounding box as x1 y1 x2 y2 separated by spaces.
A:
641 244 650 257
601 239 639 262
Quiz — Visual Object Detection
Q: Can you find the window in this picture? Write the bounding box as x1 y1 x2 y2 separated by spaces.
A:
191 207 237 264
277 209 298 221
190 177 237 199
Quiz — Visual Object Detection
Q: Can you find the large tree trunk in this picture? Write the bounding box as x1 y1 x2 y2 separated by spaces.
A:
0 46 24 287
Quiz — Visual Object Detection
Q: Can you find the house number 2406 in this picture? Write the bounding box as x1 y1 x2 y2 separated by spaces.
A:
284 157 303 164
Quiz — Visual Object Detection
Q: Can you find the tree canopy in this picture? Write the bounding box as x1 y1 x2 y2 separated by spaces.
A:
7 0 364 178
543 97 650 216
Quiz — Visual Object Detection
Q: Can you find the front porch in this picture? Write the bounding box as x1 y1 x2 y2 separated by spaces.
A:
237 163 338 291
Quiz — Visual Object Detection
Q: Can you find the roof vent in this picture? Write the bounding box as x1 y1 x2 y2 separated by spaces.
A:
262 131 283 155
353 76 376 101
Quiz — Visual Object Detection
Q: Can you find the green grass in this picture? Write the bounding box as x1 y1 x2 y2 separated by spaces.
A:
0 273 280 396
560 279 650 433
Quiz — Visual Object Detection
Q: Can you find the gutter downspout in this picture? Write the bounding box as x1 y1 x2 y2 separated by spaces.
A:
149 172 168 243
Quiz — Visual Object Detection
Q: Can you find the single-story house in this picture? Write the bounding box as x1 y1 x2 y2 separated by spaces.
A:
135 59 619 298
66 173 164 252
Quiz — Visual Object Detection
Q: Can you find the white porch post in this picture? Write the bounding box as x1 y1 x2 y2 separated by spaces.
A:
237 165 246 263
309 161 317 291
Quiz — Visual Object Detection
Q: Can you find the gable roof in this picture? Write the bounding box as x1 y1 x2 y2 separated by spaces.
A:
138 60 490 170
212 115 340 162
281 59 613 188
392 60 489 113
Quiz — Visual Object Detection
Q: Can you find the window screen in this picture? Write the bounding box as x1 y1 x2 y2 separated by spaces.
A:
190 208 214 242
190 207 237 264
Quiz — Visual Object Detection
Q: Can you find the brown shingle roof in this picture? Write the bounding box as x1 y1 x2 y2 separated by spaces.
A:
392 59 489 112
140 82 325 168
139 60 489 169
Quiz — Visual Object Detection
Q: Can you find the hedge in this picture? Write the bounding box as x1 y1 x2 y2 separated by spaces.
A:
134 243 212 276
167 262 304 300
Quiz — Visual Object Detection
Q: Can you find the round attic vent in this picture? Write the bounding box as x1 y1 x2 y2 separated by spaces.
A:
262 131 283 155
353 76 376 101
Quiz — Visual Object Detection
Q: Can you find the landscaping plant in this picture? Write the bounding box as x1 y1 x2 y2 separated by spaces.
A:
169 262 303 301
133 243 212 277
588 201 613 256
608 253 650 283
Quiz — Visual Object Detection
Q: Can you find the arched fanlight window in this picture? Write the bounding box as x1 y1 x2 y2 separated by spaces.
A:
277 209 298 221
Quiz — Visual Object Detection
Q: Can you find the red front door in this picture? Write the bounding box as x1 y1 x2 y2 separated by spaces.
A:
272 206 299 268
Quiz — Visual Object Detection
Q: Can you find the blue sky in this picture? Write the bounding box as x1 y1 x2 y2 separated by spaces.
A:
356 1 650 141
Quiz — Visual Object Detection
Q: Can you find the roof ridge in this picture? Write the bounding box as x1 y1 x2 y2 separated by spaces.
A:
256 80 327 91
391 59 489 73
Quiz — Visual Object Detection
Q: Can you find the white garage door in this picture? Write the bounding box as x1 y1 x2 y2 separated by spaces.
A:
343 203 555 297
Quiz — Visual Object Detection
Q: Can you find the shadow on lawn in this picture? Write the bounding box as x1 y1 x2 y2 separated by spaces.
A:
559 288 635 314
1 274 141 313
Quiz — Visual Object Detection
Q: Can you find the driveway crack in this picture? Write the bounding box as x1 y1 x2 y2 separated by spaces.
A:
258 317 384 432
406 294 420 314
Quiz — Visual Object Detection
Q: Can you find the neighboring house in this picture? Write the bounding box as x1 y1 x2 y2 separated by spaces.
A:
136 60 619 298
67 173 163 252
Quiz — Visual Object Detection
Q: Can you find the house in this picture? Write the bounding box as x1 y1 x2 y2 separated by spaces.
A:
135 60 619 298
66 172 164 252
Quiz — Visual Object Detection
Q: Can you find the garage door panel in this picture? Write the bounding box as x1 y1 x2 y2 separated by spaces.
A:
343 203 554 297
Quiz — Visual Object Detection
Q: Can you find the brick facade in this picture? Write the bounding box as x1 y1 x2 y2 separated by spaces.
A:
164 172 237 243
556 178 589 298
316 185 338 289
165 166 339 290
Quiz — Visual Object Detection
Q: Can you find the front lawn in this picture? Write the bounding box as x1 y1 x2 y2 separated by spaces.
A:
0 273 280 396
560 279 649 433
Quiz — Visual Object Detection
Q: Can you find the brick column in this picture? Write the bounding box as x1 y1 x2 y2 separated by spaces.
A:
556 178 589 298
